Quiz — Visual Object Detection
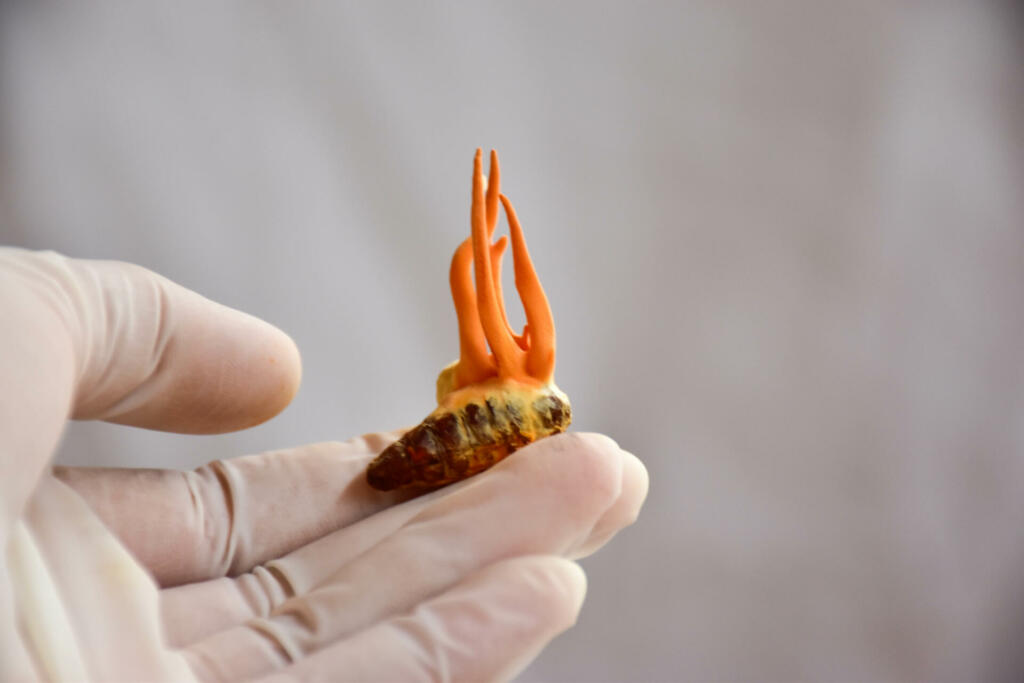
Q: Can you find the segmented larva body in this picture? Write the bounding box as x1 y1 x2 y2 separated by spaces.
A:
367 381 571 490
366 150 571 491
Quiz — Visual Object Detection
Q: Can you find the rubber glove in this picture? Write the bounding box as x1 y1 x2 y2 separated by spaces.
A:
0 248 648 682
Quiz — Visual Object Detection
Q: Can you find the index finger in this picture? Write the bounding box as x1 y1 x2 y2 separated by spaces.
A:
1 249 300 528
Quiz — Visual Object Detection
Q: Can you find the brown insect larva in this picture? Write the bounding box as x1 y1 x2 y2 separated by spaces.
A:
367 380 571 490
366 150 571 491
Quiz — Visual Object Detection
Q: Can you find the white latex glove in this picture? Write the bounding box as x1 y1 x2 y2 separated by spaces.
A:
0 248 648 682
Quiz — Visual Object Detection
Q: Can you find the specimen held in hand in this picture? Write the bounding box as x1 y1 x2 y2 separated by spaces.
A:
366 149 571 491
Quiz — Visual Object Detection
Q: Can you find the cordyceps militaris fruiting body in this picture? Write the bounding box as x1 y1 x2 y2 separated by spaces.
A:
366 150 571 491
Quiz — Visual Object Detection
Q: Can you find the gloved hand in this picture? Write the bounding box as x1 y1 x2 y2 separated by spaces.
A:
0 248 648 682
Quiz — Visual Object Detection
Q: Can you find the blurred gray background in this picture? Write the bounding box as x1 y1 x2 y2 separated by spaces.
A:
2 1 1023 681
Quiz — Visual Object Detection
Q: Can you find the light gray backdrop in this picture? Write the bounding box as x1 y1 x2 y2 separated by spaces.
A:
2 1 1023 681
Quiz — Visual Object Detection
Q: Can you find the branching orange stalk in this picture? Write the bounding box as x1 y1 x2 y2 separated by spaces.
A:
448 149 555 390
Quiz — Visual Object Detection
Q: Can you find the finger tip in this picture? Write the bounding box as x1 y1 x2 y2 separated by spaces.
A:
504 432 625 524
512 557 588 636
620 450 650 524
512 432 648 542
480 556 587 633
232 319 303 428
265 326 303 408
566 443 649 558
556 432 625 498
549 557 588 618
573 433 649 532
160 310 303 433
